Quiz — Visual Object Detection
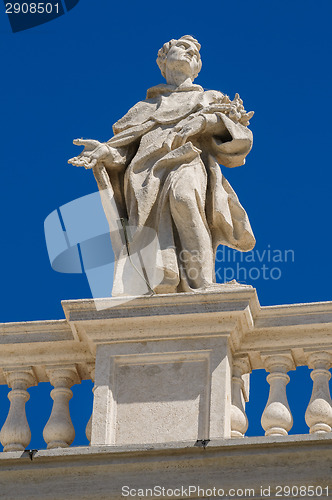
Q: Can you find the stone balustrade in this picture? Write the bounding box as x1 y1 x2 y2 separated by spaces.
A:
0 320 93 452
0 287 331 452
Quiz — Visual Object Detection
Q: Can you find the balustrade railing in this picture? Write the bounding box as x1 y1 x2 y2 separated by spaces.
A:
0 369 36 452
0 293 331 452
0 318 93 452
231 351 332 439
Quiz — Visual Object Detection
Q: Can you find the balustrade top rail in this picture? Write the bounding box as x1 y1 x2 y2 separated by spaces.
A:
1 291 331 379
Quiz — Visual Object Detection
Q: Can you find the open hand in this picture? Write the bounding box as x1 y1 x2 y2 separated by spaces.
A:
68 139 112 169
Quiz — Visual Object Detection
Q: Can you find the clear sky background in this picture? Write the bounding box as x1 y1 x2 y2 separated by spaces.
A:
0 0 331 449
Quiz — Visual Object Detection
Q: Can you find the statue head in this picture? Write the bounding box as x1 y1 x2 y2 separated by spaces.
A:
157 35 202 83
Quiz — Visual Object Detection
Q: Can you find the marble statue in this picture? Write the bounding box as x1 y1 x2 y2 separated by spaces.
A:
68 35 255 294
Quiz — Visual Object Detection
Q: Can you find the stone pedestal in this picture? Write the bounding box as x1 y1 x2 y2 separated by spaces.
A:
92 336 231 445
62 285 257 446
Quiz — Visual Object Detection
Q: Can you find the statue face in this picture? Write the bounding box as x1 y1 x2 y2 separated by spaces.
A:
165 39 201 81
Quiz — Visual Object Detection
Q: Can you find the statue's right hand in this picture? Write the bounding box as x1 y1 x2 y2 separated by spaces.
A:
68 139 113 169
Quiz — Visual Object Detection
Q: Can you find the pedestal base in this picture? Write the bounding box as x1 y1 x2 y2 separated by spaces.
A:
62 286 257 447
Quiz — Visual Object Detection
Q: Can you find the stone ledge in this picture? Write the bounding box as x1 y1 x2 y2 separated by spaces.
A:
0 434 331 500
0 434 332 500
61 285 257 322
1 433 332 462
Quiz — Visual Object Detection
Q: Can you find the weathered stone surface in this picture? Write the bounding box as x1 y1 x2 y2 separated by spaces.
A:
0 435 331 499
0 289 331 453
69 36 255 295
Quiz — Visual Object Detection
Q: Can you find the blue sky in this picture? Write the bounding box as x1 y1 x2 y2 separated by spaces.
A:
0 0 331 448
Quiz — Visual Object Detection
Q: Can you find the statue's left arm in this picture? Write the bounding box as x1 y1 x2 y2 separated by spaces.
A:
202 112 253 168
164 107 253 168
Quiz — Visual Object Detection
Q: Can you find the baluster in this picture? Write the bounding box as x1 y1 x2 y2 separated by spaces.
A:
85 365 95 444
0 368 36 452
231 356 251 438
305 352 332 434
43 366 79 449
261 354 294 436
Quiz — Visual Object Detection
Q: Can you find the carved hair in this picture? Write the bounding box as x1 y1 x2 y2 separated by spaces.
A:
157 35 202 80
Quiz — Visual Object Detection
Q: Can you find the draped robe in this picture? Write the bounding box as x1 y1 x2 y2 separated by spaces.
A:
102 83 255 294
